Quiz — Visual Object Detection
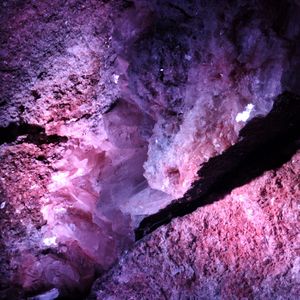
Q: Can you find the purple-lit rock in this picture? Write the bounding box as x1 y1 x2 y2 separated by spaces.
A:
89 150 300 300
0 0 299 298
119 1 288 197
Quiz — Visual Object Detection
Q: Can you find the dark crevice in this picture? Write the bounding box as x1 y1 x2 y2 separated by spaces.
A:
0 67 20 73
135 91 300 240
167 3 193 20
30 89 41 100
0 122 68 146
103 98 120 114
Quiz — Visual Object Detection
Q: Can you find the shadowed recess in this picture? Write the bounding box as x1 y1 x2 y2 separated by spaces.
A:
0 123 68 146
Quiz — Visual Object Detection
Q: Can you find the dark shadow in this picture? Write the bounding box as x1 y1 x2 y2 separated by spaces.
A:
0 122 68 146
135 91 300 240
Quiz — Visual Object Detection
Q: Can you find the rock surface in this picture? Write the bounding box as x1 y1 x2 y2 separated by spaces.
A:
0 0 299 299
90 150 300 300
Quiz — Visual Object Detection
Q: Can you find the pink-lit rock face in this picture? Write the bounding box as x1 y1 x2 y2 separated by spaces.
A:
0 0 299 299
118 1 288 197
89 150 300 300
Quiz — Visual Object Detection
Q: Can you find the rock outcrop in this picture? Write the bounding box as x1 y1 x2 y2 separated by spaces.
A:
0 0 299 299
90 150 300 300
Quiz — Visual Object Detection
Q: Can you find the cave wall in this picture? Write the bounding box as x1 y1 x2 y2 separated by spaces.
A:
0 0 299 299
90 150 300 299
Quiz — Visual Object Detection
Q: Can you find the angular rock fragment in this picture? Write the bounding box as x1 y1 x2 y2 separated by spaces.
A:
89 150 300 300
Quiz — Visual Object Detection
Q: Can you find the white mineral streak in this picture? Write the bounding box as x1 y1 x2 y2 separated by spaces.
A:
235 104 255 122
28 288 59 300
43 236 57 247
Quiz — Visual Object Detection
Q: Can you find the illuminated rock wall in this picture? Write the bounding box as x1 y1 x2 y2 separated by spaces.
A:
0 0 299 299
90 150 300 300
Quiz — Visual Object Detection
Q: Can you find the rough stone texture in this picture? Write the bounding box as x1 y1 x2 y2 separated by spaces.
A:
130 0 288 197
0 0 299 299
136 91 300 239
0 1 128 298
90 150 300 300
